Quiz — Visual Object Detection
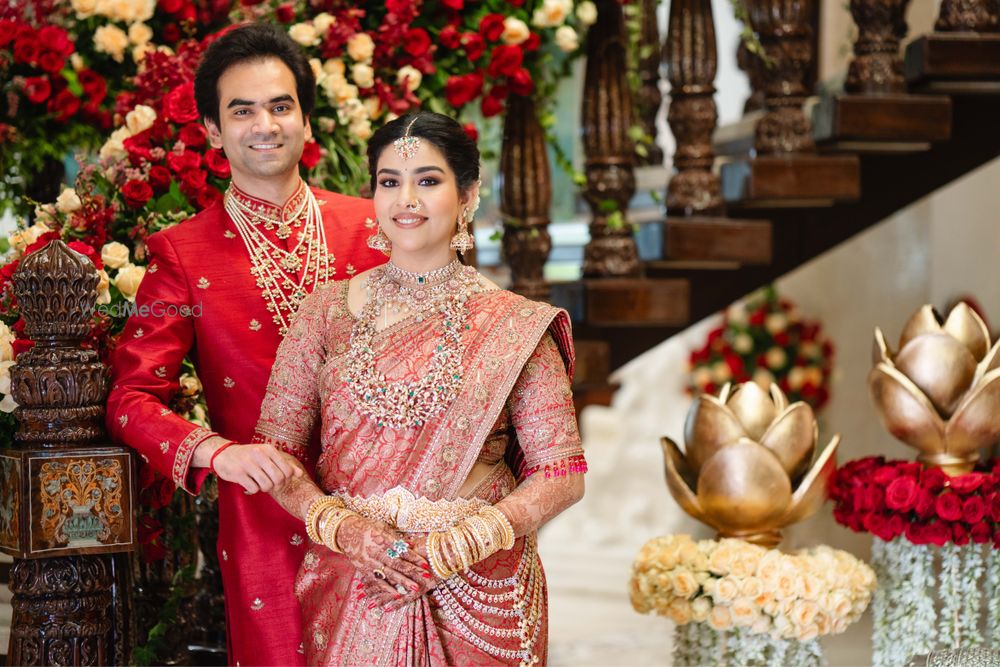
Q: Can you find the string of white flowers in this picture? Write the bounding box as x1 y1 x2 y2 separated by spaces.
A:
987 548 1000 644
872 538 935 667
672 621 699 667
673 624 825 666
959 544 985 648
939 543 962 648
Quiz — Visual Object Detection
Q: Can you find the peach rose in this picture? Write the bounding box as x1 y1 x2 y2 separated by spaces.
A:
670 568 699 600
666 599 693 625
691 596 711 623
731 598 760 628
712 576 740 603
707 605 733 631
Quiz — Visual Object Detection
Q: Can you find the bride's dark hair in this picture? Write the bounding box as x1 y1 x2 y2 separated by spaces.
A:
366 112 480 196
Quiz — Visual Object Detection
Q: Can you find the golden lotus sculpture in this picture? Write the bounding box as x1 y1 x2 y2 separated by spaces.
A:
661 381 839 547
869 303 1000 474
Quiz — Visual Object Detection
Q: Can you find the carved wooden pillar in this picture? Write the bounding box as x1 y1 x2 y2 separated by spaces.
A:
846 0 910 93
664 0 724 216
935 0 999 31
499 94 553 301
581 0 640 277
737 41 767 114
746 0 816 155
904 0 1000 89
2 240 135 666
636 0 664 165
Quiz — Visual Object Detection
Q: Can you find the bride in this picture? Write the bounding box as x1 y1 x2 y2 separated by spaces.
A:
254 111 586 665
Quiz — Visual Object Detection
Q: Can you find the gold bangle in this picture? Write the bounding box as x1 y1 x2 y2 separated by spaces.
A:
427 531 452 579
305 497 340 544
480 506 515 550
322 508 355 554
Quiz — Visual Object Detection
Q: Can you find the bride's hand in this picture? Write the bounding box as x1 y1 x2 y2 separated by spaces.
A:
336 516 432 605
360 534 442 611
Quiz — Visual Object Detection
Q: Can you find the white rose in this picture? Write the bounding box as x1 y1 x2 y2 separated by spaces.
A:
346 33 375 63
179 373 202 396
289 23 320 47
765 312 787 334
363 97 383 119
788 366 806 391
554 25 579 52
56 187 83 214
710 360 731 384
113 263 146 302
313 12 336 35
9 221 53 256
765 346 787 369
323 58 346 77
70 53 85 71
690 596 712 623
0 391 18 413
501 17 530 45
100 126 131 161
94 25 129 63
349 118 372 141
0 323 14 363
128 22 153 46
752 367 773 389
0 360 15 394
132 43 154 64
309 58 325 85
72 0 98 18
101 242 131 270
125 104 157 135
96 269 111 305
332 81 359 106
351 63 375 89
396 65 422 92
532 0 572 28
576 0 598 26
732 332 753 354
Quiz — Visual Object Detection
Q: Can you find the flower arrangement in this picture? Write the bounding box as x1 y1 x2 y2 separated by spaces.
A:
831 456 1000 548
688 286 834 412
630 535 876 643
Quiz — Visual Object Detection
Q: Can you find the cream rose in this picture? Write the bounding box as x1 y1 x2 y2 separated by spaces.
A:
774 572 799 601
532 0 572 28
113 263 146 301
96 270 111 305
712 576 740 603
179 373 202 396
501 17 531 45
0 360 15 395
665 598 693 625
323 58 346 77
363 96 383 119
309 58 325 85
289 23 320 47
710 360 732 383
70 53 85 71
313 12 336 35
739 576 763 599
128 22 153 46
346 32 375 63
576 0 598 26
554 25 579 52
691 366 712 389
690 596 711 623
351 63 375 89
730 598 760 627
349 118 372 141
788 366 806 391
765 313 787 334
707 604 733 631
100 126 131 161
670 568 699 600
9 221 53 256
732 332 753 354
791 600 819 628
94 24 129 63
765 346 787 369
125 104 157 135
72 0 98 18
396 65 422 92
56 187 82 214
0 322 14 363
101 242 130 270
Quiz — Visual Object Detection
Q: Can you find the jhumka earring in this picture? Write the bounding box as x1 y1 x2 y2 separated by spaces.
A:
366 217 391 255
450 207 475 253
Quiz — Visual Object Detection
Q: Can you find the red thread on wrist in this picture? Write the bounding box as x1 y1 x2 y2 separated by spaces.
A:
209 441 237 474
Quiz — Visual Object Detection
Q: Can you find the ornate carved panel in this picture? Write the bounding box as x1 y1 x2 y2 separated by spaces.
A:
846 0 910 94
1 453 20 551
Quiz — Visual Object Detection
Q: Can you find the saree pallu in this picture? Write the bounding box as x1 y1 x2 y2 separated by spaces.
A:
254 282 584 666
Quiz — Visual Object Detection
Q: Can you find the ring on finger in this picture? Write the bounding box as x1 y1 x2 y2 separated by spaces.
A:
373 568 386 580
386 539 409 559
395 583 407 595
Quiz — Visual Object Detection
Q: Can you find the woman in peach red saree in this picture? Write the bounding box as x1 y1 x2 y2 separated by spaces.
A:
254 112 586 666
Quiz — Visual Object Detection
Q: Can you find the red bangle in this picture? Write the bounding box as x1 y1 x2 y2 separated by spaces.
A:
209 441 237 474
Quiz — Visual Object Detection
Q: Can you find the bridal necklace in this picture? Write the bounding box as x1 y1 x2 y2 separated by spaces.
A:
345 258 483 429
224 181 336 336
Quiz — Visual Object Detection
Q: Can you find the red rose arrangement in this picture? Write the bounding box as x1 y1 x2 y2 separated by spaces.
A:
688 286 835 411
831 456 1000 548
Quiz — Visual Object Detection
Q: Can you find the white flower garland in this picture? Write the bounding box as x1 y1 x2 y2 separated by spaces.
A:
670 622 825 667
989 549 1000 644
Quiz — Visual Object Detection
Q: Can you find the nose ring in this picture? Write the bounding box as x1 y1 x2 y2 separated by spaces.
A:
406 200 422 213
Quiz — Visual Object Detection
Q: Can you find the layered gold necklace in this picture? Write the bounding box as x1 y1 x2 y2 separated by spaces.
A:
345 259 483 429
224 182 336 336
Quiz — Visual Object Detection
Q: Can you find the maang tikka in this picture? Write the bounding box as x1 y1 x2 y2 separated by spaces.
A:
393 116 422 161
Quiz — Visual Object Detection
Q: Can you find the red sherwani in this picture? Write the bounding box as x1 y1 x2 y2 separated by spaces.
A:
106 185 386 666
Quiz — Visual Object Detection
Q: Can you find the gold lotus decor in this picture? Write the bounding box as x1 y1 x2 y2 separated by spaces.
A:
869 303 1000 474
661 381 839 547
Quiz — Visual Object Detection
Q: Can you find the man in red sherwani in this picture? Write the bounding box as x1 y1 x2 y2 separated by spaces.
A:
106 23 385 666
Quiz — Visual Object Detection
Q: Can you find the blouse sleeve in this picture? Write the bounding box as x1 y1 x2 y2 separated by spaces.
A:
507 331 586 480
251 286 331 464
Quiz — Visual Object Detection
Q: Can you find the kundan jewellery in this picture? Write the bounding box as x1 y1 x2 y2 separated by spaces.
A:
344 259 484 429
365 217 391 255
393 116 422 160
225 182 336 336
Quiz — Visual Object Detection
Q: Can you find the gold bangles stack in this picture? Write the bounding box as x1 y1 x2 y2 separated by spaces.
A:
305 496 357 554
427 505 516 579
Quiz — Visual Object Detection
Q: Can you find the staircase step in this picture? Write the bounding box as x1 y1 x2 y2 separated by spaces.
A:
572 339 612 388
661 216 771 264
721 154 860 206
905 32 1000 93
550 278 690 327
813 93 952 150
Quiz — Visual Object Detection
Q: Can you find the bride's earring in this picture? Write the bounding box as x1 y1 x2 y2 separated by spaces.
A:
366 218 391 255
450 208 475 253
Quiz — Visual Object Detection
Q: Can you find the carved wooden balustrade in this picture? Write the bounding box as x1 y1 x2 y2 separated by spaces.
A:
1 240 136 665
635 0 665 166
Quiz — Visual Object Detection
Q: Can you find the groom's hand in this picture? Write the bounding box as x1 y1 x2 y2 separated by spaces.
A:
210 443 305 494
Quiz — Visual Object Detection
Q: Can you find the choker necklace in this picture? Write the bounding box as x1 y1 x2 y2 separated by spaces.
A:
345 261 483 429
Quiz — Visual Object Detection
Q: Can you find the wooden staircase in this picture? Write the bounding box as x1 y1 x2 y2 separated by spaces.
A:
533 0 1000 404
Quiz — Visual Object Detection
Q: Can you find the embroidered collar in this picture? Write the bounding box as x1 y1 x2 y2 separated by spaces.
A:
227 179 309 228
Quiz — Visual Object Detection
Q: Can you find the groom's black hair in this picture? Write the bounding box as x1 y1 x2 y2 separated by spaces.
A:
194 22 316 128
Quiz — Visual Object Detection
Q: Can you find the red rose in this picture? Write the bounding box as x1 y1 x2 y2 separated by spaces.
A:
444 72 483 108
481 94 503 118
180 169 208 196
897 461 923 477
159 0 184 13
885 476 919 511
47 89 80 122
13 36 40 64
887 514 905 538
39 26 72 56
987 491 1000 522
949 472 987 494
37 50 65 75
873 466 900 486
166 149 202 174
122 179 154 209
952 522 970 546
442 0 463 8
510 68 534 96
461 33 486 61
479 13 505 42
204 148 231 179
403 28 431 57
148 165 172 192
162 23 181 43
935 492 962 521
913 488 935 518
440 26 461 49
300 141 322 169
195 187 223 210
487 45 524 79
23 77 51 104
523 32 541 51
0 19 16 47
179 123 208 149
123 133 153 164
962 496 986 523
508 0 525 6
78 69 107 104
23 231 60 257
462 122 478 142
163 82 199 124
970 522 991 544
276 3 295 23
924 521 951 547
920 466 947 493
66 241 103 270
12 337 35 358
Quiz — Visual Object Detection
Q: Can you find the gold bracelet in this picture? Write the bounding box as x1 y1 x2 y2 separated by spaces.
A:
321 508 356 554
427 531 452 579
480 506 515 550
305 497 342 544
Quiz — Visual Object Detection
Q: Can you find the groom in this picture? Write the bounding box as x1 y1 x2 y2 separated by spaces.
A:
106 23 385 666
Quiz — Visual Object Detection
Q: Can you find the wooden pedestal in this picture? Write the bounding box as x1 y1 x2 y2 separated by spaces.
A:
550 278 690 327
661 217 772 264
813 94 952 150
905 33 1000 92
721 154 860 206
